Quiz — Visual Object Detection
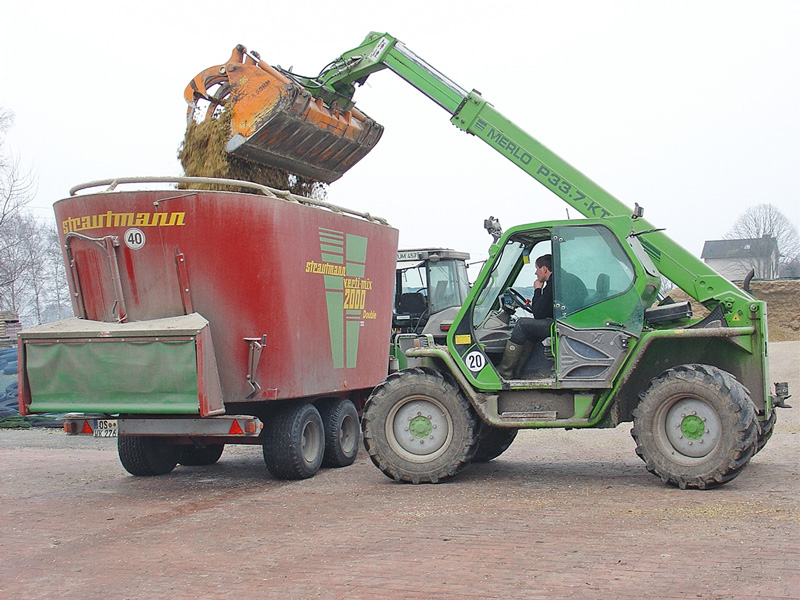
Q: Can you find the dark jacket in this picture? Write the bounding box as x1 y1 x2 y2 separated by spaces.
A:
531 276 554 320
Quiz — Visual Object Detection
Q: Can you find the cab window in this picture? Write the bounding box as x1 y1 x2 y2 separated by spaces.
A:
554 225 635 316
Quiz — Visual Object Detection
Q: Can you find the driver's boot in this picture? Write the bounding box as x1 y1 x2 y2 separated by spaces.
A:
513 341 535 379
496 341 523 380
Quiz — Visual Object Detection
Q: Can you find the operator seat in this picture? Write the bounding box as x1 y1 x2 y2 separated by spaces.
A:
595 272 610 299
398 292 427 316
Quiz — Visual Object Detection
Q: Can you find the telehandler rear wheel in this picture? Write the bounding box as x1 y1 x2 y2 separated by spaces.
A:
473 426 518 463
631 364 757 489
361 368 480 484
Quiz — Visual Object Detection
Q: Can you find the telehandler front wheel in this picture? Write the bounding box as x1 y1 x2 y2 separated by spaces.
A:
631 364 757 489
362 368 480 484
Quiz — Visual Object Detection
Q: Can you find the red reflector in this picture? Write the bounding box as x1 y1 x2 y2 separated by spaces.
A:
440 324 451 332
228 420 244 435
81 420 94 434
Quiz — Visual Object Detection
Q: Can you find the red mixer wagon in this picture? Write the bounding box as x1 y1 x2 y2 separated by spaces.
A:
18 177 398 479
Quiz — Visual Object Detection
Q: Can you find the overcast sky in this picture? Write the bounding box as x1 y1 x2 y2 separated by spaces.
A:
1 0 797 266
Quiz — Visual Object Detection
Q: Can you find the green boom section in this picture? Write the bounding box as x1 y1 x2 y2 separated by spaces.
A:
26 339 200 414
451 95 757 311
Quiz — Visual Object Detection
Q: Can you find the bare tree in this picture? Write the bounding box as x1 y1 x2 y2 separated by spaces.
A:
0 108 35 228
0 214 69 325
42 228 72 322
0 106 70 325
0 213 34 313
725 204 800 277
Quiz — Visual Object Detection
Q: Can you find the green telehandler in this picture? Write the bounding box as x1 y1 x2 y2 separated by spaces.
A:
185 32 791 488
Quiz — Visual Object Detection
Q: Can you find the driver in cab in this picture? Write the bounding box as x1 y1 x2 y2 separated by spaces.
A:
496 253 553 379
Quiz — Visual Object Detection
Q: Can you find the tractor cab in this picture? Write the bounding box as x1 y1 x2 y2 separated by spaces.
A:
393 248 471 338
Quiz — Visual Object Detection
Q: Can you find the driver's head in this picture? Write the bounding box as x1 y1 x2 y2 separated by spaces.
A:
535 254 552 282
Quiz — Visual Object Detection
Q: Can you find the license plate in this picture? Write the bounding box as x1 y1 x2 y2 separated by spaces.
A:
94 419 118 437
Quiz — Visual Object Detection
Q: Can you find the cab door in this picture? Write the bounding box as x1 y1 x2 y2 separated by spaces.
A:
552 224 644 387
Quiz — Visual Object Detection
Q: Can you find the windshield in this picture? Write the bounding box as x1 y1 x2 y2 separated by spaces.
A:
472 239 526 327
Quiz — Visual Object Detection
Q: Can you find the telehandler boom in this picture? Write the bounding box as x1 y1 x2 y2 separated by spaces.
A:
184 32 790 488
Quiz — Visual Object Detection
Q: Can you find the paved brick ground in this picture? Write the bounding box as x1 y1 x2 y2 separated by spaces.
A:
1 343 797 600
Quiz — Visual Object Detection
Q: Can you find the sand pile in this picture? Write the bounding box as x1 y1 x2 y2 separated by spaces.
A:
667 279 799 341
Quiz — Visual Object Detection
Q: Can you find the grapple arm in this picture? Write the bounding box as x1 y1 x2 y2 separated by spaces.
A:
184 44 384 183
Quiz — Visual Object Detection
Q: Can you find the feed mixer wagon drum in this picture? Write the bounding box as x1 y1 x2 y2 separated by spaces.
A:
19 179 398 418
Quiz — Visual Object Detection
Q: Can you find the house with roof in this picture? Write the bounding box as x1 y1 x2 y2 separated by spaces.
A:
701 236 779 280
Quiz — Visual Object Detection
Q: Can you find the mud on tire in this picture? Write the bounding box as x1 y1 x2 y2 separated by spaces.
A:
361 367 480 484
631 364 757 489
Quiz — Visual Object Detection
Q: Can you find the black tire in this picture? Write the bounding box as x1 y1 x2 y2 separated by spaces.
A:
262 403 325 480
473 427 518 463
361 367 480 484
631 364 757 489
317 398 360 468
755 409 777 454
118 436 180 476
177 443 225 466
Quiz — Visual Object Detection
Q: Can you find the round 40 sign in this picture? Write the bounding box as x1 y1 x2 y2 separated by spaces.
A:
124 228 146 250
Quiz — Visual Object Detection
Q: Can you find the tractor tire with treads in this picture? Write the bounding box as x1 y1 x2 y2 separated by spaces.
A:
473 427 518 463
118 436 180 476
631 364 757 489
317 398 360 468
362 368 480 484
263 403 325 480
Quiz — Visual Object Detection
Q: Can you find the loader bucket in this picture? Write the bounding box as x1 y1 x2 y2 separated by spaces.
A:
185 46 383 183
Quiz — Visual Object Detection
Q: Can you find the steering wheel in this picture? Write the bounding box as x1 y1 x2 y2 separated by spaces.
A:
507 288 534 314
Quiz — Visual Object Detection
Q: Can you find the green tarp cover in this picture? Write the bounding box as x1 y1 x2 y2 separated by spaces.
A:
26 339 200 414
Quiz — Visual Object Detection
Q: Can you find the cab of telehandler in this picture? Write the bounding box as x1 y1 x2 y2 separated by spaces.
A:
452 216 661 389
